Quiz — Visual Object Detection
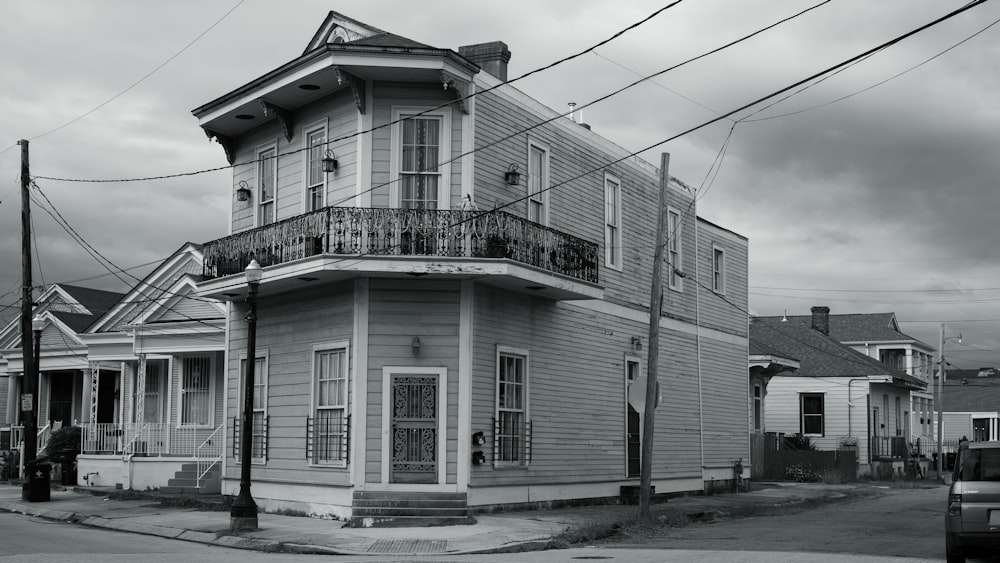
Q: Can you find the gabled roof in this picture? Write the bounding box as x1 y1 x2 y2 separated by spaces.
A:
0 283 125 350
58 285 124 320
303 11 432 55
751 316 924 388
943 378 1000 412
780 312 925 345
89 242 208 334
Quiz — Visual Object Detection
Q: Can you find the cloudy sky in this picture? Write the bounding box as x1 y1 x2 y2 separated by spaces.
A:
2 0 999 369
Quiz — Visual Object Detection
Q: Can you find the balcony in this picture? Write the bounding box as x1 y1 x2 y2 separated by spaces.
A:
199 207 602 300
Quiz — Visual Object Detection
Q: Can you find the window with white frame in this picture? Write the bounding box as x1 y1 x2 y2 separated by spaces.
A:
800 393 824 436
312 344 348 465
527 141 548 225
605 174 622 270
712 246 726 294
399 116 441 209
667 208 682 290
180 356 212 427
305 125 327 212
257 145 277 225
496 347 529 466
239 355 268 462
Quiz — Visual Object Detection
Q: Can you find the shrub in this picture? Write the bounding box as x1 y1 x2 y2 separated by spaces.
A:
41 426 82 463
783 434 816 451
784 464 823 482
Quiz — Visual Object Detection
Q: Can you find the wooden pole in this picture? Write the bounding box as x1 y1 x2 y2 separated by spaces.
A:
18 139 37 474
640 153 669 517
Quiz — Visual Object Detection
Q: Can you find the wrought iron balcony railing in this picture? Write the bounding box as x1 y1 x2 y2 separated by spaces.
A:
201 207 599 283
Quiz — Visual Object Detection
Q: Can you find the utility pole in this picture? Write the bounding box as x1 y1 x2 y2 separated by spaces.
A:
18 139 38 483
936 323 944 481
640 153 669 517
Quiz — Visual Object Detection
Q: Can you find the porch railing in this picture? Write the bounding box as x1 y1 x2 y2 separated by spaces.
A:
201 207 599 283
870 436 909 460
80 423 222 457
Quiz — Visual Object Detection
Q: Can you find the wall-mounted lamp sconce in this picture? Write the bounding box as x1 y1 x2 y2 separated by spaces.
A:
472 431 485 446
472 451 486 465
322 149 338 173
236 180 252 202
411 336 421 356
504 163 521 185
631 336 642 351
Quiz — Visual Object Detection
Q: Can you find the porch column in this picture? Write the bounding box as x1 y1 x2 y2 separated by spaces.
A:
135 355 146 425
88 362 100 424
4 374 16 425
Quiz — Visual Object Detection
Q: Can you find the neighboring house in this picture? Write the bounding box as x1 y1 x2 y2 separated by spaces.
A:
753 307 927 476
747 336 799 478
191 11 751 522
770 309 937 454
75 243 227 491
0 285 124 463
940 370 1000 443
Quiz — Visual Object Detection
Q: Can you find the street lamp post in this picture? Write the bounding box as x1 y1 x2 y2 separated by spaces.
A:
936 324 961 482
230 259 262 531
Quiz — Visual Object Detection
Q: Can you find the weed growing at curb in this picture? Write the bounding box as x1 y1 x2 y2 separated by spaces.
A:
550 486 883 549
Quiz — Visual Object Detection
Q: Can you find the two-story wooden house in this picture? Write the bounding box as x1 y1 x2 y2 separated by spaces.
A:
192 12 750 523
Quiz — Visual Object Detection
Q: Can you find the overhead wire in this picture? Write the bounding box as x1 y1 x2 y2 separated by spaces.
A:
33 1 686 185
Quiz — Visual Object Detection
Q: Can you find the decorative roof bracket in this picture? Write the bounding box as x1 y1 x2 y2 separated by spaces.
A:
203 127 235 165
259 100 293 142
440 71 470 114
334 67 366 114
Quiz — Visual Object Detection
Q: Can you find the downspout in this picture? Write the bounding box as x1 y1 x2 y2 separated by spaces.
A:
847 377 873 442
694 200 705 477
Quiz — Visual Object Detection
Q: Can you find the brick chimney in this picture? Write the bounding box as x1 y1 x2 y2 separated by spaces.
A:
811 306 830 335
458 41 511 81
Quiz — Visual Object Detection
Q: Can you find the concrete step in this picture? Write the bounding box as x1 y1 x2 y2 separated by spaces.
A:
348 491 469 528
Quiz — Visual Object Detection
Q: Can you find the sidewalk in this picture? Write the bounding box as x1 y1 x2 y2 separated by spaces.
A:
0 481 896 556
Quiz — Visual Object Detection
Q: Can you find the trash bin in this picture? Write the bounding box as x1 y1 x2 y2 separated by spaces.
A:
21 460 51 502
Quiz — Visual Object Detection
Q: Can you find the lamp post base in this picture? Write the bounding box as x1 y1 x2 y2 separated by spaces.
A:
230 489 258 531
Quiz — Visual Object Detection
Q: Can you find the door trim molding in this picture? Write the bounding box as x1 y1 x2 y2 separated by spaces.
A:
380 366 448 485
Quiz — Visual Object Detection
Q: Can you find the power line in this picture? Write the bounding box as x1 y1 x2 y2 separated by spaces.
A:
20 1 246 145
33 2 685 184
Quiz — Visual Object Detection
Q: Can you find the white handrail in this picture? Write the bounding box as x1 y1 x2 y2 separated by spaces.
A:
195 424 224 487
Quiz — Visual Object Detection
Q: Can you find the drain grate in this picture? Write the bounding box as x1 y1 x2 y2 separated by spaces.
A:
368 539 448 554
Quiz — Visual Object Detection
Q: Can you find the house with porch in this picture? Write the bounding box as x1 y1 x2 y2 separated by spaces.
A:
754 307 927 477
778 310 937 453
0 285 124 467
191 11 751 523
75 243 227 492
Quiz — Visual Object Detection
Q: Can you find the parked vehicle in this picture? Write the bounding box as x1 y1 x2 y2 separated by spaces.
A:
946 440 1000 562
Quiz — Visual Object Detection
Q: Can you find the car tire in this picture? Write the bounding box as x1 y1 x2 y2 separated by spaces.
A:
946 534 965 563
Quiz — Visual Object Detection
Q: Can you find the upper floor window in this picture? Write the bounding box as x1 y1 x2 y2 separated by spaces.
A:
605 174 622 270
257 145 277 226
527 140 549 225
400 116 441 209
667 208 682 290
305 125 327 212
712 246 726 294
